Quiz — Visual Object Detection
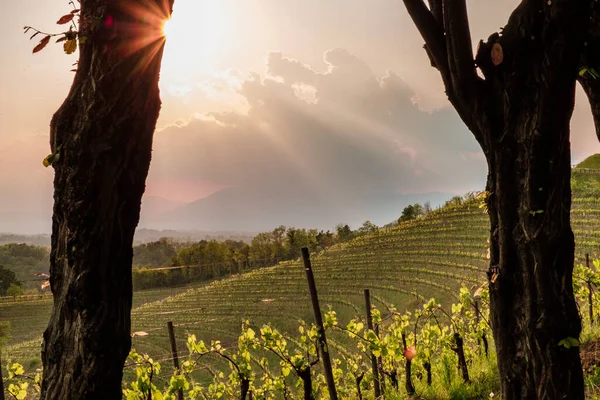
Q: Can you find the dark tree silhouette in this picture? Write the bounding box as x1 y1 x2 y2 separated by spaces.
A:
401 0 597 398
40 0 174 398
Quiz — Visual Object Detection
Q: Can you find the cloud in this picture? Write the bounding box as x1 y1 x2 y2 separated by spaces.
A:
167 84 193 98
147 48 487 227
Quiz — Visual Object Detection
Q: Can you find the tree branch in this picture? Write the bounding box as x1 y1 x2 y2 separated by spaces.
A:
578 1 600 142
443 0 478 98
579 75 600 142
427 0 443 26
402 0 449 75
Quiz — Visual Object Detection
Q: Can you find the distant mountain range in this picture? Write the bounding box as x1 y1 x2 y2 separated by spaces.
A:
138 185 454 232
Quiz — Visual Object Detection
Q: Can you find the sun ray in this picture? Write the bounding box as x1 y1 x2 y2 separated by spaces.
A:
99 0 173 79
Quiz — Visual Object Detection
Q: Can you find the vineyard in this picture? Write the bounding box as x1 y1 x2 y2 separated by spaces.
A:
3 164 600 398
5 263 600 399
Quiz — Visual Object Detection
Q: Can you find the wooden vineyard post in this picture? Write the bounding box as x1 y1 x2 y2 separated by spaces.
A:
364 289 381 397
587 253 594 326
0 347 5 400
167 321 184 400
375 233 386 394
301 247 338 400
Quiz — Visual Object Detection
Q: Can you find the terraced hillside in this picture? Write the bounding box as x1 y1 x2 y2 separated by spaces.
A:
4 163 600 373
125 195 600 360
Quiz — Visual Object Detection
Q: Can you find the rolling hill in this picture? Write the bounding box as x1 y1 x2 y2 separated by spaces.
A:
4 156 600 377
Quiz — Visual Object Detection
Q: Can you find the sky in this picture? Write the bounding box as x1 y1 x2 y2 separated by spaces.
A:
1 0 599 234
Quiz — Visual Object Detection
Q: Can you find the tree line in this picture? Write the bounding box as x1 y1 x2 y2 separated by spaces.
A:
131 223 381 290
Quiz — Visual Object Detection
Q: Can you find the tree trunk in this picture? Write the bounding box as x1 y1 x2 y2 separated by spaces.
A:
479 21 586 393
452 333 469 383
404 358 415 396
388 370 398 390
40 1 173 398
355 374 364 400
402 0 591 398
299 368 314 400
578 4 600 142
401 333 415 396
484 119 583 397
423 361 432 386
241 378 250 400
482 333 489 358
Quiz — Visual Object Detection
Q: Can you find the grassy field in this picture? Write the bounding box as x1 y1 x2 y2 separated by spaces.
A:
3 162 600 389
1 284 204 363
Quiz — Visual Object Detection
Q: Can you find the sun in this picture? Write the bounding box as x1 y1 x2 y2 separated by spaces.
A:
158 1 227 78
161 18 173 37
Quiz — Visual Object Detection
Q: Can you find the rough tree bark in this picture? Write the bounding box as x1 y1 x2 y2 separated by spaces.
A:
401 0 595 398
40 0 174 398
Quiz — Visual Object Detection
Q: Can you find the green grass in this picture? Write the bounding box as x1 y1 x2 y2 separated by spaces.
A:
0 284 204 350
405 352 499 400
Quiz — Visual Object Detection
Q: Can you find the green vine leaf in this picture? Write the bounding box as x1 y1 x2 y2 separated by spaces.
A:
558 337 579 349
580 67 600 79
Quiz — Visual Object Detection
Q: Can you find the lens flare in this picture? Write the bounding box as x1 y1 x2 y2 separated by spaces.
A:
104 0 173 77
